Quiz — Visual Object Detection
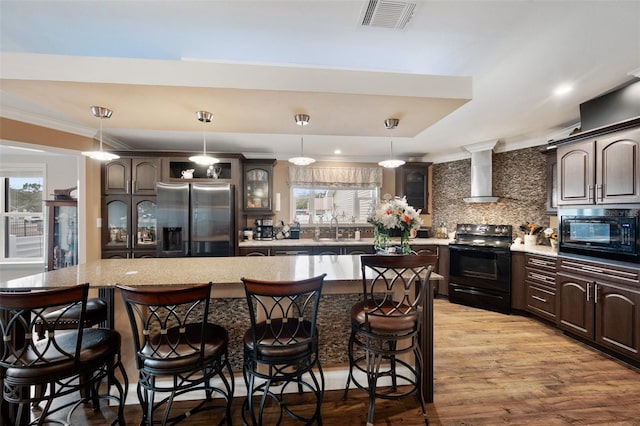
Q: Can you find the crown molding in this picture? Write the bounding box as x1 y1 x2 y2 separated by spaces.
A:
0 105 130 150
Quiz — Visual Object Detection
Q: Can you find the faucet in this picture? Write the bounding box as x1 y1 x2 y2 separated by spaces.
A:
330 216 339 240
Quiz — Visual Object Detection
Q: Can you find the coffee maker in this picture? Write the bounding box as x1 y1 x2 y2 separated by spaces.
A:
254 218 274 241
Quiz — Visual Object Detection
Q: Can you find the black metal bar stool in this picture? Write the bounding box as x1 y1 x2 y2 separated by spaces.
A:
342 254 436 426
241 274 326 425
117 283 234 426
0 283 128 426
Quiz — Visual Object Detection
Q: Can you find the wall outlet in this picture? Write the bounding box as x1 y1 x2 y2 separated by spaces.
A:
96 218 102 228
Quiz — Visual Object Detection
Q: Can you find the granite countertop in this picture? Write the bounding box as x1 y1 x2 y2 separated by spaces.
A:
1 255 444 292
239 237 452 247
510 244 559 257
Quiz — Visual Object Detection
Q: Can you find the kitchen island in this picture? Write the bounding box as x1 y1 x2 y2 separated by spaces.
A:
1 255 442 403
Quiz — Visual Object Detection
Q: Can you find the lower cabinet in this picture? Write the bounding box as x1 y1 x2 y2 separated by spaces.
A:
239 247 270 256
557 257 640 361
271 247 312 256
524 254 557 322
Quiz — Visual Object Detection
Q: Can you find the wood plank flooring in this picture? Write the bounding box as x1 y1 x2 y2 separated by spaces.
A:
51 299 640 424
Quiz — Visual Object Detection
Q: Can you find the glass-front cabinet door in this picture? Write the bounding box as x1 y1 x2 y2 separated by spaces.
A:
103 196 131 250
46 200 78 271
244 160 276 213
133 197 157 250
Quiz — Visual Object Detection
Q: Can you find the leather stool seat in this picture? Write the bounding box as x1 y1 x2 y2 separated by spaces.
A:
36 297 107 339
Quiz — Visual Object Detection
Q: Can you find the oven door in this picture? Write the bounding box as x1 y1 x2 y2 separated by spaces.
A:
448 244 511 293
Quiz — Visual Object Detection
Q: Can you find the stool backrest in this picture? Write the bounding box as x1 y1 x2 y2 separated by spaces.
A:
0 284 89 371
117 283 213 369
241 274 326 360
359 254 436 334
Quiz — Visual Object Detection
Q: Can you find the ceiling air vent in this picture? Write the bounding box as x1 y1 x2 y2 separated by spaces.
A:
360 0 417 30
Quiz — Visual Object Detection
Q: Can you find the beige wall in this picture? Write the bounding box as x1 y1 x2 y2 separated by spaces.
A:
0 118 104 261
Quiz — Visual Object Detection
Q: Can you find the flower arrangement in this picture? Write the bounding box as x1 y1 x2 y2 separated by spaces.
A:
519 222 544 236
368 196 423 253
544 227 558 249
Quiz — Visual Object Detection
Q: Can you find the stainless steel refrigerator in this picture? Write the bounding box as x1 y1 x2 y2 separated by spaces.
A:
156 182 235 257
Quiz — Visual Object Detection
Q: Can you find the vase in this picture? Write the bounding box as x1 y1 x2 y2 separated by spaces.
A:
373 226 391 254
400 228 412 254
524 234 537 247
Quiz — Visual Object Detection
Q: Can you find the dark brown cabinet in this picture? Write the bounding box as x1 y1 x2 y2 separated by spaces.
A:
524 254 557 322
344 245 374 255
395 162 431 212
510 251 526 310
103 158 159 195
544 148 558 214
557 257 640 360
101 195 157 258
412 244 438 256
271 247 311 256
239 247 270 256
557 126 640 205
244 159 276 213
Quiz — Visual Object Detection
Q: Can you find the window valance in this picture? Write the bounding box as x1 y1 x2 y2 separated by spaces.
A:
288 165 383 188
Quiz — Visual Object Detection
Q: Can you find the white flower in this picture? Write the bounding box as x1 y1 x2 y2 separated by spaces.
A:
368 196 423 232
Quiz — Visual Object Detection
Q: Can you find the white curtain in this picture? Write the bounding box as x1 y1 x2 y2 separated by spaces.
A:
288 165 383 188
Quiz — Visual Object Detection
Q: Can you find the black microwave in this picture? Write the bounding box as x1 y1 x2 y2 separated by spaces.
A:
559 209 639 263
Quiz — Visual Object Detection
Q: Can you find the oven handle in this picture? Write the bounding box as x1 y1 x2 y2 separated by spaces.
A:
450 286 505 299
449 244 510 254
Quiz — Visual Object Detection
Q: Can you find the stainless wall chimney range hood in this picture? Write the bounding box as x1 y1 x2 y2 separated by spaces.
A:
463 141 500 203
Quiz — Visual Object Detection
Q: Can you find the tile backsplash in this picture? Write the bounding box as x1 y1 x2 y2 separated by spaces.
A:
432 145 551 243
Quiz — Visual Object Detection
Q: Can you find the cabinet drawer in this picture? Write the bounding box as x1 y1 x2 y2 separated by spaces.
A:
525 267 556 291
526 255 556 272
558 257 639 286
526 283 556 320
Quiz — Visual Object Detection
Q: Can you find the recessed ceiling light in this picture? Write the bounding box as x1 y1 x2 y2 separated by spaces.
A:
553 84 573 96
334 149 341 155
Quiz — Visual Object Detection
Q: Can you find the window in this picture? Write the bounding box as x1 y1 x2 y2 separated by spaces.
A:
288 165 382 225
1 166 45 261
292 187 378 225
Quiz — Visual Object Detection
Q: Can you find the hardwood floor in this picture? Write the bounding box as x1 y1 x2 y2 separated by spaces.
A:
49 299 640 424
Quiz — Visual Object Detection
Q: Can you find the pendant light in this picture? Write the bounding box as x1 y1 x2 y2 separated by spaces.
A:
189 111 219 166
288 114 316 166
82 106 120 161
378 118 405 169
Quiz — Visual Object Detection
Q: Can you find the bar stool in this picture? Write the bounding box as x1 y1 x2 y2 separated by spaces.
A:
117 283 234 426
241 274 326 425
0 283 128 425
34 296 108 340
342 254 436 426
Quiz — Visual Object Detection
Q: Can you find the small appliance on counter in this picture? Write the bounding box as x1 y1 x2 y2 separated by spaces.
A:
289 221 301 239
416 227 430 239
242 228 254 241
254 218 274 241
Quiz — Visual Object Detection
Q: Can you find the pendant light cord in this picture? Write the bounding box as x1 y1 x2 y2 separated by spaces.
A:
98 117 104 151
202 120 207 155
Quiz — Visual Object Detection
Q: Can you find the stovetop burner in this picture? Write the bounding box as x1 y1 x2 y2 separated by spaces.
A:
452 223 513 248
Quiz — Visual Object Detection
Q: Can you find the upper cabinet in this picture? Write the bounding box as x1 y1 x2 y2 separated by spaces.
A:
395 162 431 213
103 157 159 195
557 126 640 206
161 158 235 182
544 148 558 214
244 159 276 213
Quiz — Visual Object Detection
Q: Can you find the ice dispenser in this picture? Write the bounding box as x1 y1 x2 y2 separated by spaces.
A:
162 227 183 252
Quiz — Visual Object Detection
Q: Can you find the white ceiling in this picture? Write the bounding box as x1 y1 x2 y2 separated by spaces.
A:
1 0 639 163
